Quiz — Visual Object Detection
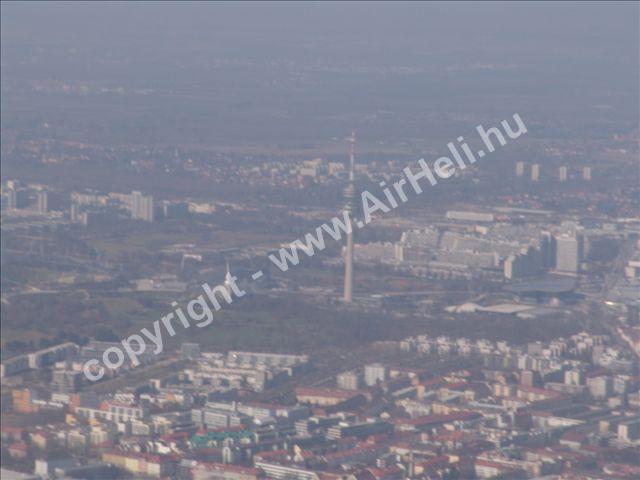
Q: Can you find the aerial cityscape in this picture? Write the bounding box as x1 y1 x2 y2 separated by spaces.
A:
1 2 639 480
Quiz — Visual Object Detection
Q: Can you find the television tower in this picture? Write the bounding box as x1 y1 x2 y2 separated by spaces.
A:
223 259 233 294
343 130 356 303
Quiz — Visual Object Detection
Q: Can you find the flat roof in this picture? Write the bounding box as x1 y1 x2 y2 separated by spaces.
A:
505 277 577 294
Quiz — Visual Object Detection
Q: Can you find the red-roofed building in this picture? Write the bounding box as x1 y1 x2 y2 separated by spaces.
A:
364 465 404 480
413 455 454 477
559 431 587 450
394 411 482 432
323 444 385 467
253 449 289 462
1 425 25 442
295 388 368 412
8 441 28 459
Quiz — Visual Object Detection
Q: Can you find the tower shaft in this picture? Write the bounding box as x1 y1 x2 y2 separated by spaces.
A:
343 225 354 302
343 131 356 303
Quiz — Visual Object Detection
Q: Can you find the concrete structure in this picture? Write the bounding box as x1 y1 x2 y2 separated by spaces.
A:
131 190 154 222
504 245 540 279
587 376 612 399
531 164 540 182
445 211 494 223
52 369 83 393
295 387 366 409
102 452 176 478
1 355 30 378
36 191 48 213
253 461 319 480
27 342 79 369
556 234 583 274
226 351 308 368
343 131 356 303
336 371 360 390
364 363 387 387
326 419 393 440
6 187 29 209
76 402 148 422
559 166 568 182
618 419 640 442
540 231 557 270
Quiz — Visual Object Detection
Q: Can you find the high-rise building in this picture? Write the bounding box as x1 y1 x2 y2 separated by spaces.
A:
6 187 17 209
52 370 82 393
161 201 189 219
70 203 80 223
515 161 525 177
504 245 540 279
519 370 540 388
503 254 518 279
587 376 611 399
364 363 387 387
343 131 356 303
564 369 583 386
531 164 540 182
36 191 48 214
582 166 592 181
131 191 154 222
618 419 640 442
337 371 360 390
559 166 568 182
540 231 557 270
6 187 29 209
555 234 583 274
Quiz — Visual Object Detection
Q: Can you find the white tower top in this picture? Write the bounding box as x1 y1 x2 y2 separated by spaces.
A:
224 260 233 291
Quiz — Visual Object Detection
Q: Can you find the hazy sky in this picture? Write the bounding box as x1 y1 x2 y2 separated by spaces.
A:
3 2 637 71
1 1 638 145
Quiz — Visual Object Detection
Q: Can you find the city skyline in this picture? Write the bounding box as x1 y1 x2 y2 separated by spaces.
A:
1 2 638 480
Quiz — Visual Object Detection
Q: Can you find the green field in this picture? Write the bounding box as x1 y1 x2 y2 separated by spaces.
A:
1 287 583 359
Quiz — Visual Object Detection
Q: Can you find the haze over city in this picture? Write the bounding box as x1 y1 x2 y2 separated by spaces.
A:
1 2 639 480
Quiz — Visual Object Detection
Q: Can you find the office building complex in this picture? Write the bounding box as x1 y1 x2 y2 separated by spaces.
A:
540 231 557 270
556 234 583 274
503 245 541 279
